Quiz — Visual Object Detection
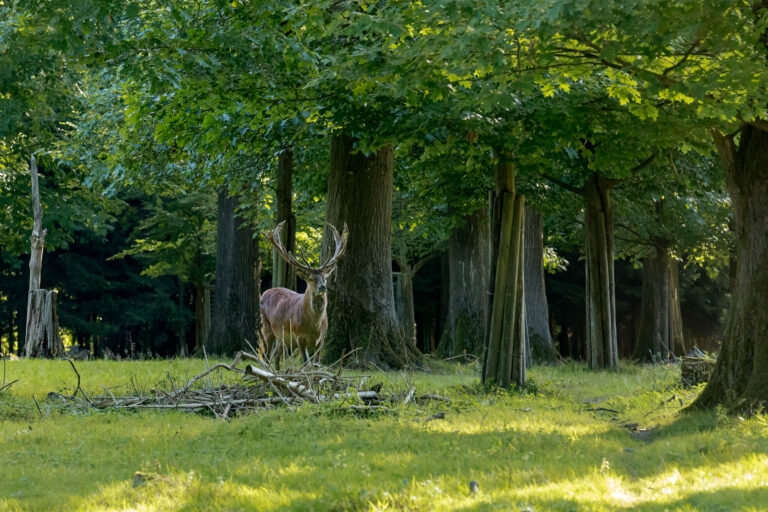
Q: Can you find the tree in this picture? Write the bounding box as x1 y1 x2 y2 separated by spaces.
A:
322 134 415 367
206 191 261 355
524 206 556 364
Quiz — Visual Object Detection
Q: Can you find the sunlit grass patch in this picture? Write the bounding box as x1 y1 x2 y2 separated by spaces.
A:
1 358 767 511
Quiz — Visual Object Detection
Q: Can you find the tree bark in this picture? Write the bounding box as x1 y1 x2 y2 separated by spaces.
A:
206 190 261 355
322 133 415 368
393 270 416 346
24 156 64 358
273 148 296 290
695 125 768 412
584 173 618 369
524 206 556 364
634 244 685 362
440 208 490 356
482 158 526 387
24 290 64 358
193 283 211 354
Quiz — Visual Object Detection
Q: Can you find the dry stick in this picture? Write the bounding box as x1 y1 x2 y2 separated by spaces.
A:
0 379 18 393
63 357 93 405
102 385 120 407
32 395 43 418
172 363 239 397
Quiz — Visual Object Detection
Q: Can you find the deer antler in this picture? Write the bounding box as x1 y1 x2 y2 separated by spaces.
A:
320 222 349 272
267 221 316 274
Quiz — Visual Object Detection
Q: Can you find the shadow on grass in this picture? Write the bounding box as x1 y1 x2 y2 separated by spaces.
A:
3 403 757 511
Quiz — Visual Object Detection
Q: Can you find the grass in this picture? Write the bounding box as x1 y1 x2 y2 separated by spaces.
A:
1 357 767 511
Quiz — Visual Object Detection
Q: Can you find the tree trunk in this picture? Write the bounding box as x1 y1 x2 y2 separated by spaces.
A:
24 156 64 358
584 173 618 369
273 148 297 290
193 283 211 354
24 290 64 358
177 279 188 357
524 206 556 364
695 125 768 412
393 270 417 346
206 190 261 355
482 158 526 387
440 208 490 356
634 244 685 362
322 133 414 367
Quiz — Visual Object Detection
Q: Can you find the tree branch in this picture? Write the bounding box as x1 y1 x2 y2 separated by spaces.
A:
540 172 585 195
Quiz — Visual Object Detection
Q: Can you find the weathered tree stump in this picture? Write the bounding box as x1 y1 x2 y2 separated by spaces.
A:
681 356 716 387
24 289 64 358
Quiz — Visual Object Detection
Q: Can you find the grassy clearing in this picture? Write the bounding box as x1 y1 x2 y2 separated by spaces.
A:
1 358 767 511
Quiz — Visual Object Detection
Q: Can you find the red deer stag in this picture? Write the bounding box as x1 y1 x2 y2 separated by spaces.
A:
260 221 348 365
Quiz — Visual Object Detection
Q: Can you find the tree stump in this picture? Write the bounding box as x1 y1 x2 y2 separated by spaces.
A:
681 356 716 387
24 289 65 358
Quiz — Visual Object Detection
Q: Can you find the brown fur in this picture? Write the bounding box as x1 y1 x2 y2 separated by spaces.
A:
260 285 328 363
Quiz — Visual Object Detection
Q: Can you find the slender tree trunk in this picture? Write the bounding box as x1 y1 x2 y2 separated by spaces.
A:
177 279 188 357
193 282 211 354
206 190 261 355
634 244 685 361
669 262 685 355
584 173 618 369
322 133 414 367
695 125 768 412
393 270 417 346
482 158 526 387
440 208 490 356
273 148 296 290
524 206 556 364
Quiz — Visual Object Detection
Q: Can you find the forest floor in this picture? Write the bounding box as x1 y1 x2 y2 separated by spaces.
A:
1 357 767 511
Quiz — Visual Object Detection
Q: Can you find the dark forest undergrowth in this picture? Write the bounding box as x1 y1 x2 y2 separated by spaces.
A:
1 358 767 511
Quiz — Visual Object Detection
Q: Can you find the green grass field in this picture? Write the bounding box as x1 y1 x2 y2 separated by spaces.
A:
1 358 767 511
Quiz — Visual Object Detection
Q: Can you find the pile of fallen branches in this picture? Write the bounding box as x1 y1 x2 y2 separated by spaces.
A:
46 350 451 419
83 351 384 418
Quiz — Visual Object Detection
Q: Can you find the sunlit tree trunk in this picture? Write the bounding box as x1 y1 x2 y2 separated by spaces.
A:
584 173 618 369
696 125 768 412
482 158 526 387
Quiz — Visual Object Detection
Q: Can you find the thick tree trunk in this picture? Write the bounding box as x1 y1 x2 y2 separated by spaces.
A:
634 245 685 362
273 148 297 290
584 173 618 369
206 190 261 355
695 125 768 412
440 208 489 356
524 206 556 364
322 134 415 367
482 158 526 387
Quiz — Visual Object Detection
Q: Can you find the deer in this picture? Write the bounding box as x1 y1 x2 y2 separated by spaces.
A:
260 220 348 366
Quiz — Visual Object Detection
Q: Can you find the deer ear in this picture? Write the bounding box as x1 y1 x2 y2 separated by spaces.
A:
325 266 337 278
296 270 309 280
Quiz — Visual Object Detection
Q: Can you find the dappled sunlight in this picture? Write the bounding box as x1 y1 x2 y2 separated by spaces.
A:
2 361 768 510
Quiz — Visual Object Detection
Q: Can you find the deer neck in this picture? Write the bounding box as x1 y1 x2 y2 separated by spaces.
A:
303 285 327 322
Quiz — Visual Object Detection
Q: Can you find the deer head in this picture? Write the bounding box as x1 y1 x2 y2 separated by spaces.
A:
267 221 349 298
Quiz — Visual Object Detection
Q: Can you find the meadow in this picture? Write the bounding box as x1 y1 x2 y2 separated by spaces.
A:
1 358 767 511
